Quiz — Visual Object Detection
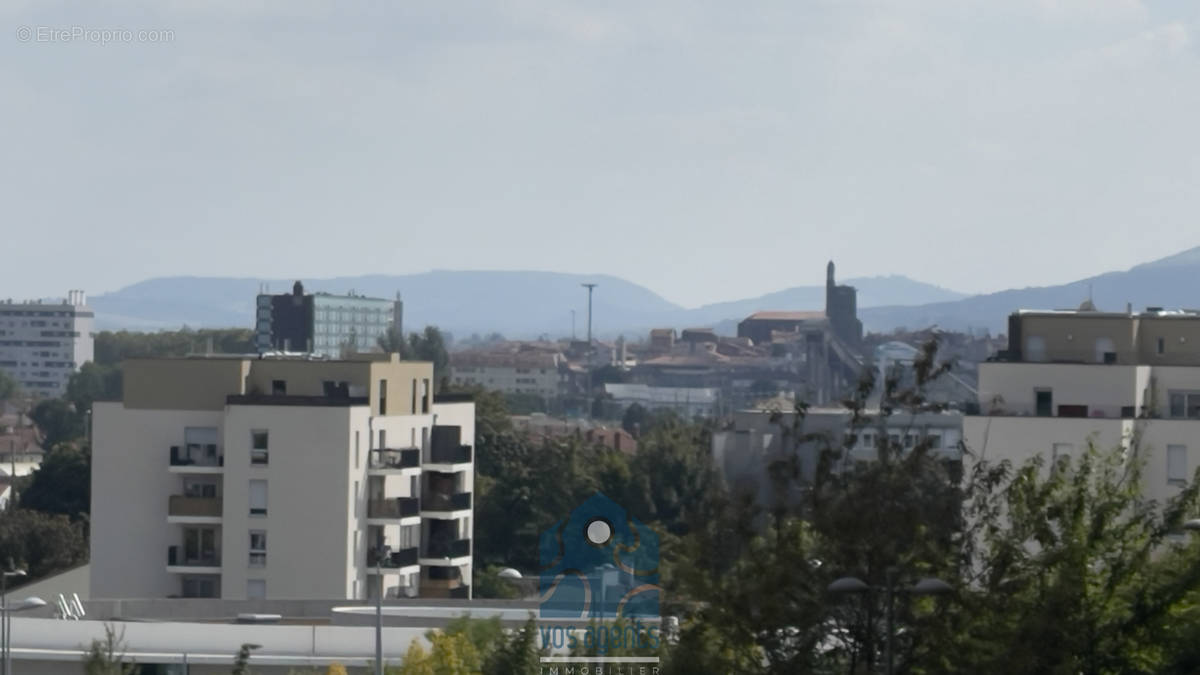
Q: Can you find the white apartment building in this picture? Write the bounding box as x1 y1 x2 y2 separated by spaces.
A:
713 406 963 502
964 307 1200 503
0 291 94 397
90 352 474 601
449 350 564 399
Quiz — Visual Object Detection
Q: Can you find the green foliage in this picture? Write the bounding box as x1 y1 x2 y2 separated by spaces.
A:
390 641 434 674
29 398 85 449
93 328 255 366
83 624 137 675
482 616 545 675
66 362 123 412
502 392 547 415
621 402 647 435
472 565 521 600
20 444 90 517
0 369 18 401
232 643 261 675
408 326 449 390
0 508 87 578
433 614 506 664
429 631 481 674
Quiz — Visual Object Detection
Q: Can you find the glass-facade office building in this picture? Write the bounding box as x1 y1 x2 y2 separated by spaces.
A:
256 282 402 358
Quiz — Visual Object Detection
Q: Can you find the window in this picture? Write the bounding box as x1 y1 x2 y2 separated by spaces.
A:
1158 337 1166 355
927 434 942 449
1035 389 1053 417
247 579 266 599
354 480 360 517
379 379 387 415
1168 392 1200 419
183 527 218 565
271 379 286 395
250 480 268 516
379 429 386 450
355 431 360 468
903 434 914 448
1168 445 1188 485
422 379 430 414
182 576 219 598
411 379 418 414
249 530 267 567
251 430 269 465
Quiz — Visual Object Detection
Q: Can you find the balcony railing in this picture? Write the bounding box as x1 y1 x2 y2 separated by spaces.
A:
367 497 420 519
424 538 471 559
422 492 472 511
168 495 223 517
368 546 420 569
429 444 472 464
369 448 420 470
170 445 224 467
167 545 220 567
974 403 1136 419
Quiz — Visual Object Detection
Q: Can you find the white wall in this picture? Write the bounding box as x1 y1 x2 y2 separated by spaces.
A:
221 405 356 600
976 363 1144 416
91 402 224 599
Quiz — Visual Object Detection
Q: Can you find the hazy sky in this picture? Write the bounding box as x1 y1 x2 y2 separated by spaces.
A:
4 0 1200 308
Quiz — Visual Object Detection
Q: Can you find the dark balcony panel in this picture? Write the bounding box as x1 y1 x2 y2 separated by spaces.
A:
368 497 420 519
369 546 420 568
168 545 178 566
168 495 223 517
425 538 471 559
370 448 421 470
431 425 461 450
423 492 471 512
430 444 472 464
170 445 223 467
449 585 471 599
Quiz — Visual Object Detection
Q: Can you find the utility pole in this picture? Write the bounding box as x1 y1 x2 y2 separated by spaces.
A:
581 284 597 419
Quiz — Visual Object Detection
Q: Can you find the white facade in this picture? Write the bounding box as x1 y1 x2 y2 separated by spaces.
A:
450 352 564 399
90 355 473 601
0 291 94 397
605 383 721 418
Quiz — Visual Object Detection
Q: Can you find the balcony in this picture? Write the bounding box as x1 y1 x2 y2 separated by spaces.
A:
422 492 471 512
369 448 420 471
168 495 223 519
367 546 420 569
367 497 420 520
429 444 472 465
972 403 1136 419
423 538 471 560
167 545 221 569
169 445 224 472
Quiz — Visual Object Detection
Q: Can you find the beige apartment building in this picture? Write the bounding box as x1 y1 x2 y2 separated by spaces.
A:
964 307 1200 502
90 353 474 601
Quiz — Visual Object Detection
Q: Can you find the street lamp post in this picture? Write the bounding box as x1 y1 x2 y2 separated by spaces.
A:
827 568 952 675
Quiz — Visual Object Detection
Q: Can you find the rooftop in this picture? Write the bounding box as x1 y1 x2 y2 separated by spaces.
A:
744 310 826 321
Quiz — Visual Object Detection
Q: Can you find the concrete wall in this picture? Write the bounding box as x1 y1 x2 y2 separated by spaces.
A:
221 404 356 600
123 359 250 411
91 402 225 599
976 363 1145 416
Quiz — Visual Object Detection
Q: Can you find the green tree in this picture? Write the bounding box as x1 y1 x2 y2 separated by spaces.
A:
408 326 449 389
483 616 545 675
29 398 85 449
0 369 18 401
377 326 410 356
65 362 123 413
83 623 137 675
621 403 647 436
393 641 434 675
428 631 481 674
20 444 90 517
232 643 261 675
0 508 88 581
434 614 506 664
473 565 521 600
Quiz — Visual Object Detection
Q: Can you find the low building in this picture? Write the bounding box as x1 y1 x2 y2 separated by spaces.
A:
512 414 638 454
604 382 720 418
91 352 474 602
712 406 963 504
0 291 94 397
449 350 564 399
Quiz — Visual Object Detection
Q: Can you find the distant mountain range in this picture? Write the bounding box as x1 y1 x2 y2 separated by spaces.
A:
80 244 1200 339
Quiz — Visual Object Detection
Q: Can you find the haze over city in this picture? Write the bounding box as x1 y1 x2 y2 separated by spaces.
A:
5 0 1200 306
